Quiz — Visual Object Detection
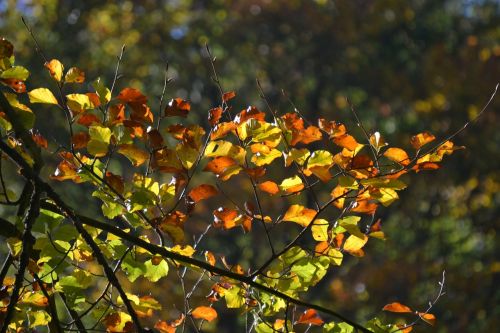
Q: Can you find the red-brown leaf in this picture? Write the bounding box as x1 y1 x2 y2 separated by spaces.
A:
165 98 191 117
222 91 236 102
188 184 218 203
297 309 324 326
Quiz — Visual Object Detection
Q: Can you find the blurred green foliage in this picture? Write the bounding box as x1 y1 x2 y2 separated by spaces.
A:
1 0 498 332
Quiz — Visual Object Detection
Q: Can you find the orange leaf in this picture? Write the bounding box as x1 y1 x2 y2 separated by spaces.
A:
165 98 190 117
418 312 436 326
297 309 324 326
117 87 147 104
31 131 48 148
258 181 280 195
208 107 223 126
188 184 218 203
1 78 26 93
222 91 236 102
205 251 216 266
155 314 185 333
410 132 435 149
213 207 238 229
234 106 266 124
384 147 410 166
191 306 217 322
383 302 412 313
396 324 413 333
333 134 359 151
283 205 316 227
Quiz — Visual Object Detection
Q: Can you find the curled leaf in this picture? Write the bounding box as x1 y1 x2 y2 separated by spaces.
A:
383 302 412 313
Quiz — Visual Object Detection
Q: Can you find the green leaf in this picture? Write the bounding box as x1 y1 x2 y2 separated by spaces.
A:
0 66 29 80
338 216 364 239
28 88 59 105
338 176 359 189
122 253 146 282
144 258 169 282
7 237 22 257
92 77 111 104
57 269 93 289
224 285 245 309
27 310 51 328
323 322 355 333
87 125 111 156
307 150 333 168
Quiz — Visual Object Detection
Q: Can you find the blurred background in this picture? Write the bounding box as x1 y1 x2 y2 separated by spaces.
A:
1 0 499 332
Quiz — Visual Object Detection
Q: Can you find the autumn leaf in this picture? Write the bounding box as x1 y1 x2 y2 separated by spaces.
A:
191 306 217 322
165 98 190 117
283 205 316 227
28 88 59 105
188 184 218 203
117 87 147 104
64 67 85 83
297 309 324 326
382 302 412 313
384 147 410 166
258 181 280 195
44 59 64 82
418 312 436 326
410 132 435 149
208 106 223 126
117 144 149 166
222 91 236 102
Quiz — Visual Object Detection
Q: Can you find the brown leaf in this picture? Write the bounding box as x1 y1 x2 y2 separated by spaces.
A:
0 38 14 58
165 98 191 117
72 132 90 149
191 306 217 322
105 171 124 194
77 113 101 127
147 128 164 149
297 309 324 326
188 184 218 203
383 302 412 313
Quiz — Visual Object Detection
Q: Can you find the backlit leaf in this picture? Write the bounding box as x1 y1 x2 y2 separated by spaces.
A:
258 181 280 195
283 205 316 227
384 148 410 166
191 306 217 322
343 234 368 254
383 302 412 313
279 175 304 194
118 144 149 166
44 59 64 82
188 184 218 203
410 132 435 149
418 312 436 326
28 88 58 105
297 309 324 326
222 91 236 102
165 98 190 117
65 67 85 83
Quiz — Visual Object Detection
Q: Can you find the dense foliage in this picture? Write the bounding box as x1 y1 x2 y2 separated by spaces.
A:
0 1 499 332
2 29 489 332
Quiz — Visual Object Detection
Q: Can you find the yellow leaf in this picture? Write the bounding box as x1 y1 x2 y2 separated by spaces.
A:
28 88 58 105
283 204 316 227
343 234 368 253
44 59 64 82
279 175 304 193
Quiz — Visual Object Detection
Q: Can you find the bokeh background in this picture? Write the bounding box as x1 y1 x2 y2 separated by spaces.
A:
1 0 499 332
